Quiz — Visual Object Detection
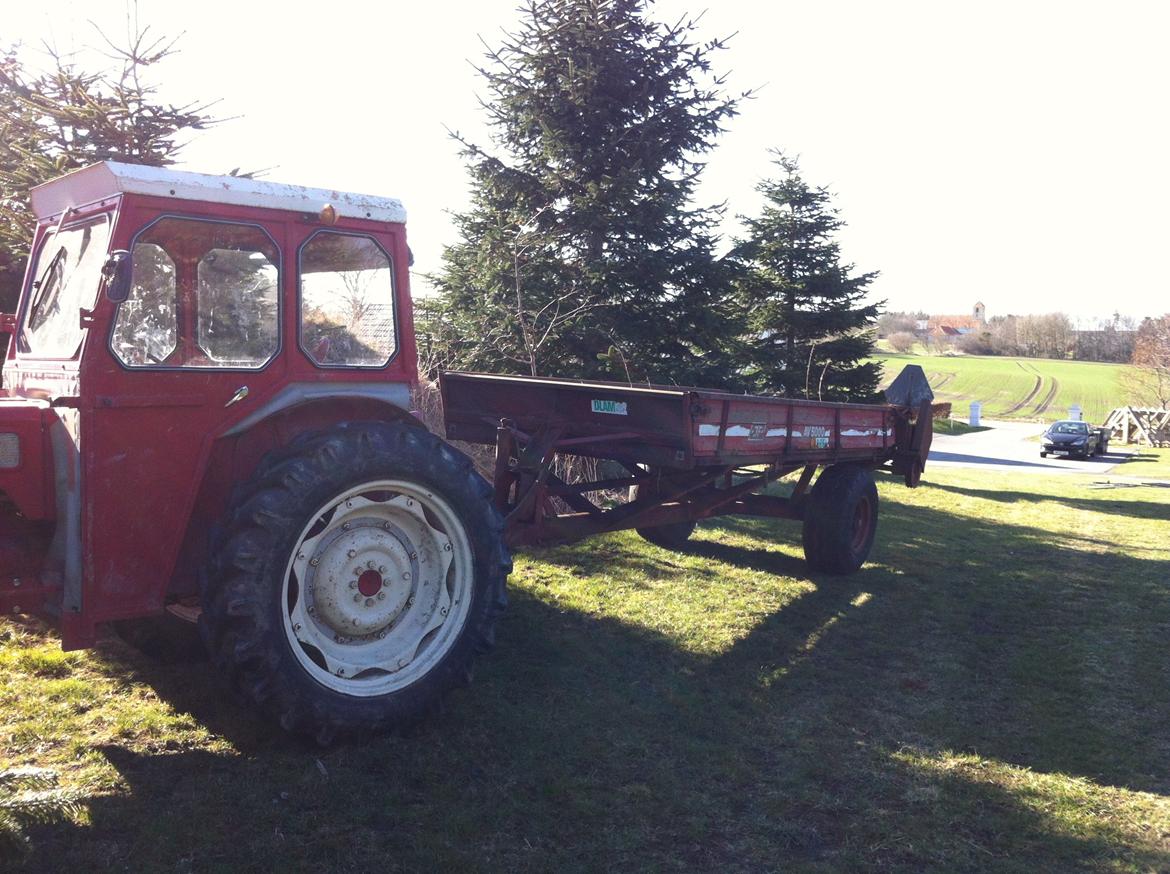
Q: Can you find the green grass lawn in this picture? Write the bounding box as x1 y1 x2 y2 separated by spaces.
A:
3 462 1170 872
932 418 992 436
874 352 1132 424
1121 447 1170 480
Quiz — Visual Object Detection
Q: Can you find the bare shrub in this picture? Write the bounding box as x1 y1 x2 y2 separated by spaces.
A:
888 332 917 353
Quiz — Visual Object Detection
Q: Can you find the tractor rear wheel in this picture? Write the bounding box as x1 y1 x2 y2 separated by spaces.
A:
200 421 510 744
801 464 878 575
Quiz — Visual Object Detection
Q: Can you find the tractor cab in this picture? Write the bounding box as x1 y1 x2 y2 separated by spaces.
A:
0 162 420 649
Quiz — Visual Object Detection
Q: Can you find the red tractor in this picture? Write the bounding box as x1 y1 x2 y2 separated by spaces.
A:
0 163 931 743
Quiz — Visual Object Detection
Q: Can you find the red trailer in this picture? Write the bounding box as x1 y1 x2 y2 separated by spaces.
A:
442 370 933 573
0 161 932 742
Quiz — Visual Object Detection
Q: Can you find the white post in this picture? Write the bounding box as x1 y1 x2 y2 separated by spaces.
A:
1069 404 1082 422
969 401 982 427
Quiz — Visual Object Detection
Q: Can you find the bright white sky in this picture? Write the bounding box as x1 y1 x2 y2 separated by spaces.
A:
7 0 1168 323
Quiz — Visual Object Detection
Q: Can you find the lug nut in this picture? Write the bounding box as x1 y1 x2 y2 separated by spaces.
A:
377 592 386 601
379 566 387 574
365 598 374 607
309 557 320 566
347 549 356 558
353 594 361 603
367 560 376 569
403 572 411 581
349 580 357 589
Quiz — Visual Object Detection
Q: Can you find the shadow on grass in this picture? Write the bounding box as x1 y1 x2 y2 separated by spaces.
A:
922 479 1170 522
20 492 1170 872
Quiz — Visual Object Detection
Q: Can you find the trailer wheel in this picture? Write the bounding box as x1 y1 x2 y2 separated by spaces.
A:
801 464 878 575
632 474 696 549
200 421 510 744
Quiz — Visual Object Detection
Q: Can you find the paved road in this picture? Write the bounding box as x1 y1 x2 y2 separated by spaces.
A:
927 419 1135 475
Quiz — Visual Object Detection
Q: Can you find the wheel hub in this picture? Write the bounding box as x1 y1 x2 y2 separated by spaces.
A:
306 520 414 638
357 570 383 597
284 486 472 695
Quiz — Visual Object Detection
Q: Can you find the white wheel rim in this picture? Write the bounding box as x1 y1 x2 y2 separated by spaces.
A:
281 479 475 696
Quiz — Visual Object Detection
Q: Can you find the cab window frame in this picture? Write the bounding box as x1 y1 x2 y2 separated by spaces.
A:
17 213 113 361
107 213 283 372
296 229 399 370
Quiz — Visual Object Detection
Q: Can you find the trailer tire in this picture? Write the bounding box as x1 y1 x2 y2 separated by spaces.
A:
632 477 696 549
200 421 510 744
801 464 878 575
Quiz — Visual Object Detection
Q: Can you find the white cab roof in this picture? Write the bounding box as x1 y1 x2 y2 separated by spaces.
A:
30 161 407 224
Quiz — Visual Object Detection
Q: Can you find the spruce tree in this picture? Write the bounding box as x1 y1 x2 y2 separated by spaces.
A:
731 153 881 402
426 0 744 384
0 28 214 311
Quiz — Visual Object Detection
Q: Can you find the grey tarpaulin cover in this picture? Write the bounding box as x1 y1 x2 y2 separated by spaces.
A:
883 365 934 408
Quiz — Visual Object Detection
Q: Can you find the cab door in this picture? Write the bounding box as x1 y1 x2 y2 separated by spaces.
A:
82 210 290 625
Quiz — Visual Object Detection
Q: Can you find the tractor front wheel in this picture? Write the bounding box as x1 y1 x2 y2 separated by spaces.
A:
200 421 510 743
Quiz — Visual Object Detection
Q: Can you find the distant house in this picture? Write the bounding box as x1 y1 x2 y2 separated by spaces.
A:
925 301 986 341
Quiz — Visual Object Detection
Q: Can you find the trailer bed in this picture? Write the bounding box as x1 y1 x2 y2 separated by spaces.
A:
441 372 900 471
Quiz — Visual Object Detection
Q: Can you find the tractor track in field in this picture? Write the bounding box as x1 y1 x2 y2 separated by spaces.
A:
1002 362 1043 416
1031 377 1060 416
930 372 957 391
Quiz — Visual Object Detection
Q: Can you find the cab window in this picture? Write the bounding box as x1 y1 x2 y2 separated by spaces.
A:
111 217 279 368
299 232 396 367
21 217 111 358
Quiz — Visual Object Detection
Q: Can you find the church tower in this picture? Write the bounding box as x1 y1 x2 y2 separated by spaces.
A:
973 301 986 323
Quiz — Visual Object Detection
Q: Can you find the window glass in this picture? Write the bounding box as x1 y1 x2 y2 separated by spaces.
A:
111 217 279 368
22 217 111 358
300 233 395 367
197 248 279 365
110 243 177 365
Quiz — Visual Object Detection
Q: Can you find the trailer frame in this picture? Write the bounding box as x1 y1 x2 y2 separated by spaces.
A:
440 370 934 552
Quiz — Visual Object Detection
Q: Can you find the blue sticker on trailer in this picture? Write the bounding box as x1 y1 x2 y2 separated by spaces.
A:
591 399 628 415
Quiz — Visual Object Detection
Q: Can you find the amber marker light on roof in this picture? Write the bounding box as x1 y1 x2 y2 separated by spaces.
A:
319 204 338 225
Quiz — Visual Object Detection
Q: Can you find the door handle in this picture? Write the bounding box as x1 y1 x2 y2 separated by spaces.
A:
225 386 250 408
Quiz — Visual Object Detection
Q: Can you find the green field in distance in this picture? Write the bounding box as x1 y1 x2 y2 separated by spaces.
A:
874 352 1132 423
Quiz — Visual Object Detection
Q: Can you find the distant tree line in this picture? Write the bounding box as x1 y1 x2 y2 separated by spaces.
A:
879 310 1137 363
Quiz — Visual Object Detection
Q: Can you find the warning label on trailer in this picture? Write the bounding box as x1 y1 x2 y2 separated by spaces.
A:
805 425 831 449
591 399 628 416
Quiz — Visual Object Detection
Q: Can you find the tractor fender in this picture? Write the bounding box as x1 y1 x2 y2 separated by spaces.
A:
220 382 414 437
167 382 428 602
